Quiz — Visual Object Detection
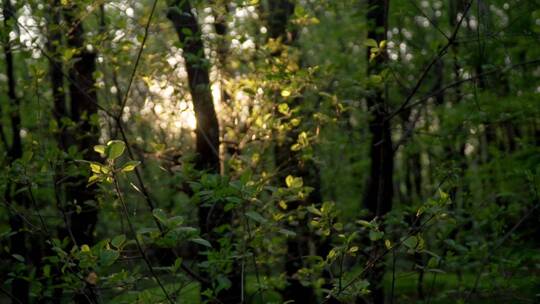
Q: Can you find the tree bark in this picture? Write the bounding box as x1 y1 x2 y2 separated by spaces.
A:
167 2 240 303
2 0 29 302
49 0 68 149
361 1 392 303
62 3 100 303
363 0 393 218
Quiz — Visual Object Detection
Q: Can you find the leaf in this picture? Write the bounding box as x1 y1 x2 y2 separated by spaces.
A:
327 248 337 260
279 228 297 237
111 234 126 248
364 39 378 48
100 250 119 266
94 145 106 156
106 140 126 160
278 103 290 115
81 244 91 252
357 220 372 228
403 236 418 249
427 257 439 268
191 238 212 248
369 74 383 84
152 209 168 225
120 161 140 172
281 89 291 97
167 216 184 227
89 162 103 174
88 174 100 186
306 205 322 216
172 258 183 273
245 211 267 224
12 254 24 262
285 175 303 188
216 275 231 293
369 230 384 241
290 143 301 151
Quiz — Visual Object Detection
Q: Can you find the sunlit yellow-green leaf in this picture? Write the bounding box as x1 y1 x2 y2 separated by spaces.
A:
120 161 140 172
285 175 303 188
89 162 102 174
81 244 91 252
281 89 291 97
278 103 290 114
94 145 106 156
106 140 126 160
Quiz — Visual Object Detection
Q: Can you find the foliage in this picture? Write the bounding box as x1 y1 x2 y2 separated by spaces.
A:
0 0 539 303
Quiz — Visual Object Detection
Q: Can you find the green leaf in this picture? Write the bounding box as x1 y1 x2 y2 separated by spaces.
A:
111 234 126 248
403 236 418 249
364 39 378 48
106 140 126 160
306 205 322 216
172 257 183 273
120 161 140 172
357 220 372 228
427 257 439 268
152 209 168 225
191 238 212 248
167 216 184 227
12 254 24 262
369 74 383 84
369 230 384 241
245 211 267 224
100 250 119 266
278 228 297 237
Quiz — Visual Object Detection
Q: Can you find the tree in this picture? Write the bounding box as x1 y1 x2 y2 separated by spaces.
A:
61 3 101 302
167 1 240 302
2 0 28 302
361 1 392 303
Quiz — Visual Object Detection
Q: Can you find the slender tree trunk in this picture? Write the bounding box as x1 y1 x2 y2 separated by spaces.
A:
167 2 240 303
361 1 392 303
62 3 100 303
363 0 392 218
2 1 29 302
49 0 68 149
63 0 100 248
46 2 69 302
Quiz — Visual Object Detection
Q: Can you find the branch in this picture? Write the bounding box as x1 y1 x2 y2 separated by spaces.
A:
388 0 474 122
394 58 540 118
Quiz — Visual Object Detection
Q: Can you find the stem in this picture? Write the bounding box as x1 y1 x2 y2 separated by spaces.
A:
390 248 396 304
113 173 175 304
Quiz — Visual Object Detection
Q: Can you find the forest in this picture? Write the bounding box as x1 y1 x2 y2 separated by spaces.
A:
0 0 539 303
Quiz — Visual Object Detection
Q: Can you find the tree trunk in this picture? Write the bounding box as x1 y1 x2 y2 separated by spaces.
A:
2 0 29 302
48 0 68 149
62 3 100 303
362 1 392 303
167 2 240 303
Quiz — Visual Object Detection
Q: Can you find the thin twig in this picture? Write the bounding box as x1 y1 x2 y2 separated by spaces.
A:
389 0 474 122
113 173 175 304
117 0 159 117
